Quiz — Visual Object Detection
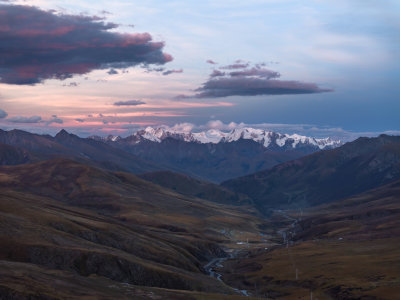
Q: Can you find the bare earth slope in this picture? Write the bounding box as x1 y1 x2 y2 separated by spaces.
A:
0 159 265 299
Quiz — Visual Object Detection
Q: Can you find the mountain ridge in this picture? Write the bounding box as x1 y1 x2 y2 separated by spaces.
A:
90 126 342 150
222 134 400 212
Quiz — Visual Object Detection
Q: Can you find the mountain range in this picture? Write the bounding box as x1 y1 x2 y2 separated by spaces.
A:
92 126 341 150
222 134 400 212
91 126 342 182
0 127 399 299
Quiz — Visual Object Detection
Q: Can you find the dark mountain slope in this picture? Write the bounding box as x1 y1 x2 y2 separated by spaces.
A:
222 134 400 211
0 159 265 297
0 129 69 156
0 143 34 165
0 128 161 174
139 170 252 205
116 137 312 182
215 178 400 299
294 177 400 241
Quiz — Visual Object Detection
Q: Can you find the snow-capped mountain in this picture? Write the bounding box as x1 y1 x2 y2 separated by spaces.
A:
92 127 342 150
88 126 343 182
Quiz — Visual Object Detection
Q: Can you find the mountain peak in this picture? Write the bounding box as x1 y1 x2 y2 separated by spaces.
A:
55 129 79 141
108 126 343 150
55 129 69 137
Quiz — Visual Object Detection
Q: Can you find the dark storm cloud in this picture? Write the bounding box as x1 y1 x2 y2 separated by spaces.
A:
0 5 173 85
7 115 42 123
176 62 333 99
162 69 183 76
113 100 146 106
0 109 8 119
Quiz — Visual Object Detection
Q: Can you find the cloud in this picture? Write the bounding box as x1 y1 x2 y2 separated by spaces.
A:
107 68 118 75
113 100 146 106
201 120 240 131
162 69 183 76
220 63 249 69
229 67 280 79
206 59 218 65
0 109 8 119
62 82 79 87
75 118 85 122
7 115 42 123
177 62 333 99
210 70 225 78
0 5 172 85
164 122 195 133
46 117 63 125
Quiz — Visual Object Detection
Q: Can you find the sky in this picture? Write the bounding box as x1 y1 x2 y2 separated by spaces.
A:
0 0 399 140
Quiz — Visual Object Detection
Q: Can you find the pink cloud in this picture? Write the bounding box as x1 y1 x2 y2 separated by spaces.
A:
0 5 172 84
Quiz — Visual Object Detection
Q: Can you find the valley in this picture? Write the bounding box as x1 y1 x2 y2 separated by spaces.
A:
1 0 397 298
0 131 399 299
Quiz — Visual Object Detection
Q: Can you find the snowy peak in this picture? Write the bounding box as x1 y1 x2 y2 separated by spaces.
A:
89 134 121 142
91 127 342 150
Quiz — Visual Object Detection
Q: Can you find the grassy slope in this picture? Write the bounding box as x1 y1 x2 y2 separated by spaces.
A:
215 181 400 299
222 134 400 211
139 170 253 206
0 159 265 298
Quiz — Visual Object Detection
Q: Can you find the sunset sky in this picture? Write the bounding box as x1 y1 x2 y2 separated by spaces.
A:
0 0 399 139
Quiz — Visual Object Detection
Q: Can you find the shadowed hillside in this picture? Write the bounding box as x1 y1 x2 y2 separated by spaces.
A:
0 159 265 298
140 170 253 205
222 134 400 212
113 137 316 182
0 129 161 174
214 180 400 299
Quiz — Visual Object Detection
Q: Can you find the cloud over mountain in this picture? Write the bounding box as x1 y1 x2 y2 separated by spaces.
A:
0 109 8 119
177 62 332 99
7 115 42 123
0 4 172 85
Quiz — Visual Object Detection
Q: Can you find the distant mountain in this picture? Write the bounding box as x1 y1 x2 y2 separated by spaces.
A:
91 126 342 182
139 170 252 206
0 143 34 165
0 128 161 174
222 134 400 212
92 126 341 150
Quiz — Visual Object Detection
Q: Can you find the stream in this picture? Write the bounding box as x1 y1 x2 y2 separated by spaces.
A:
204 250 250 297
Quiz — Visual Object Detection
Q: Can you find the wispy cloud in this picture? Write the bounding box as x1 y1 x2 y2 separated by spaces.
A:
206 59 218 64
113 100 146 106
162 69 183 76
7 115 42 123
0 4 172 85
46 117 63 125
